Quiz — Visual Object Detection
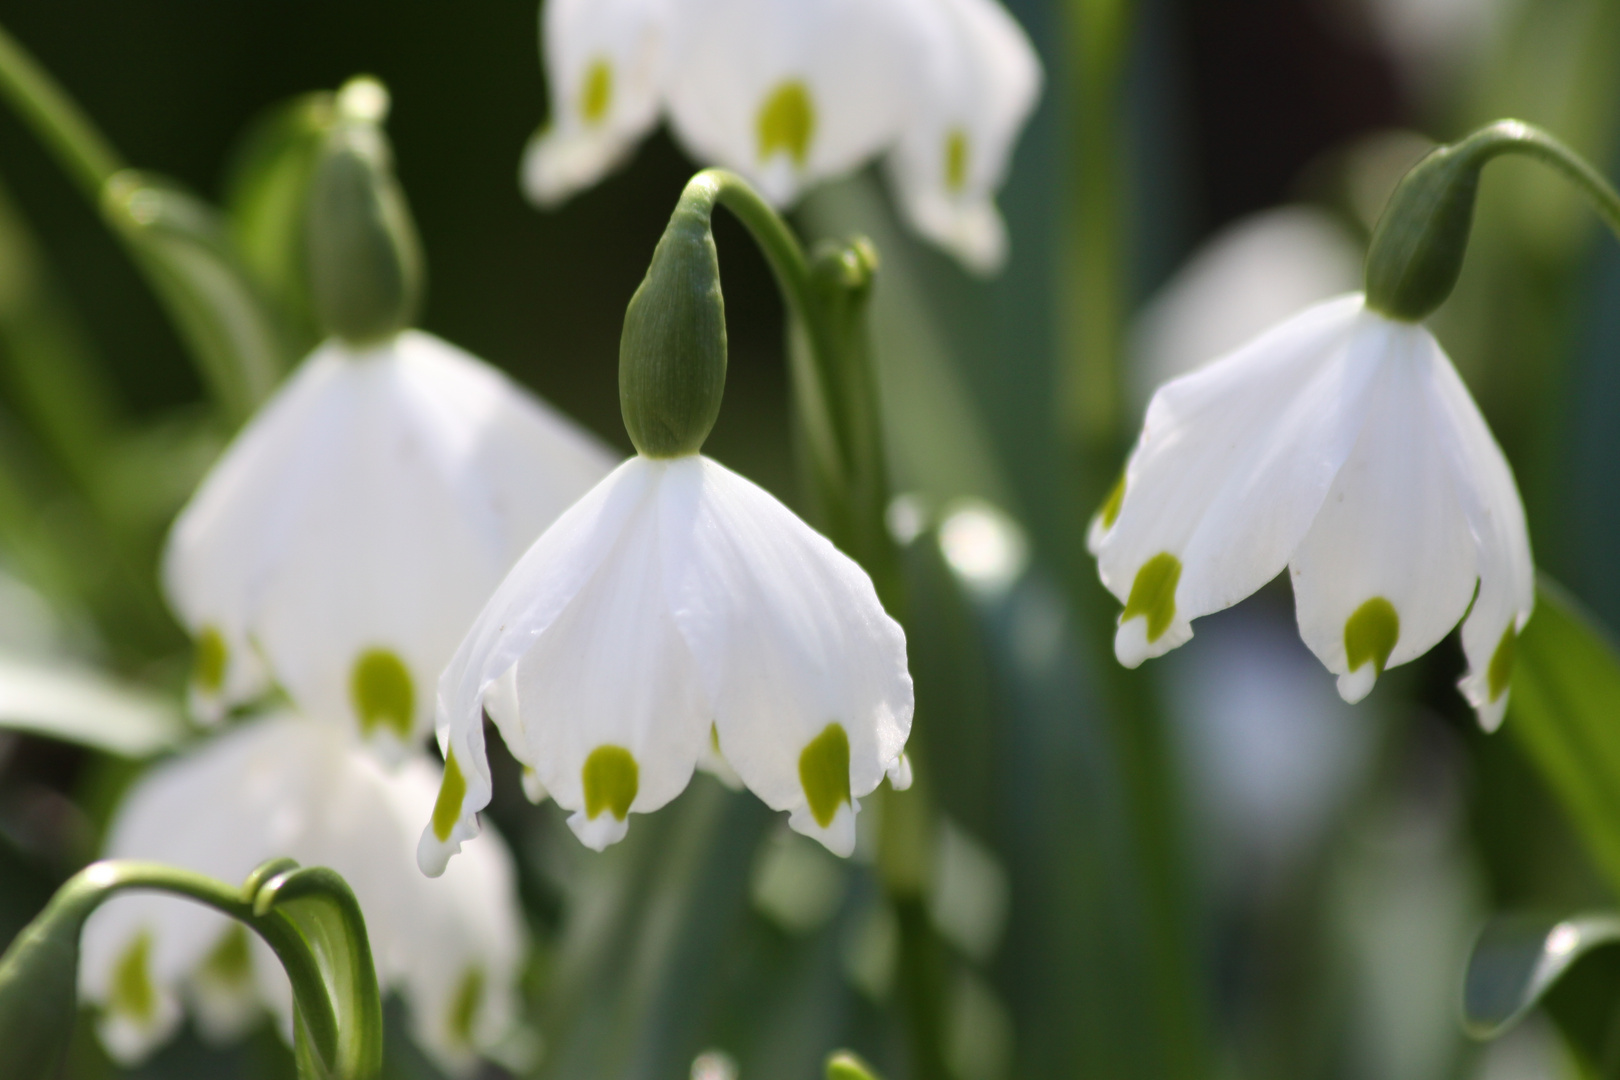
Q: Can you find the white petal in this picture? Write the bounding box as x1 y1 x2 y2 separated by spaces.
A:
523 0 667 205
1094 295 1382 663
1288 319 1479 702
663 0 920 205
423 457 688 869
886 752 913 791
165 331 616 751
1428 347 1534 730
663 458 913 854
883 0 1041 273
83 714 527 1071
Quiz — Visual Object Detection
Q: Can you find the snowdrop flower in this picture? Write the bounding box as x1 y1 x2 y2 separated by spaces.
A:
165 330 616 755
521 0 1041 272
882 0 1042 272
80 712 525 1075
420 188 912 872
1089 293 1533 730
420 453 913 870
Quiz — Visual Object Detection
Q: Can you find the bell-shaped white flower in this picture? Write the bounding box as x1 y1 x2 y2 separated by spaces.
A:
522 0 668 204
79 712 526 1074
1089 293 1533 730
882 0 1041 274
418 454 912 875
164 329 616 754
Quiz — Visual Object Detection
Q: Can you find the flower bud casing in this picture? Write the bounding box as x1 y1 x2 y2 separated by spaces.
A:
305 83 423 347
619 200 727 457
0 878 102 1080
1363 140 1480 323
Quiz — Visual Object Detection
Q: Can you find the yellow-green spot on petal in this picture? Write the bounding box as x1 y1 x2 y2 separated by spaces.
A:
1488 623 1518 702
194 626 227 694
112 931 157 1022
447 965 485 1047
351 648 414 739
757 81 815 167
432 750 467 843
1097 471 1126 531
1345 597 1400 676
799 723 851 829
710 723 722 753
202 925 252 987
583 745 638 821
1121 553 1181 643
580 58 613 126
944 128 970 193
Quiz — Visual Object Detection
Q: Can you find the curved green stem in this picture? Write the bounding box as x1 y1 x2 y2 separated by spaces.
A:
1367 120 1620 321
0 21 121 199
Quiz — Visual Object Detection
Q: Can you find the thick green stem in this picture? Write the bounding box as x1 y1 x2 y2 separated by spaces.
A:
0 21 121 198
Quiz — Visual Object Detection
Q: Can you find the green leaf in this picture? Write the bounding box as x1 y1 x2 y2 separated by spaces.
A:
102 169 290 425
1463 912 1620 1038
1507 577 1620 895
827 1049 884 1080
0 653 185 757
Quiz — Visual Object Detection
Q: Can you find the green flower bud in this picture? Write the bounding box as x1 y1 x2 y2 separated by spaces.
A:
1365 120 1620 322
0 876 101 1080
619 196 727 458
305 77 423 347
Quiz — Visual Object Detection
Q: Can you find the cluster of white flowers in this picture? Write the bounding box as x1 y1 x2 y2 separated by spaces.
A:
522 0 1042 272
82 328 616 1073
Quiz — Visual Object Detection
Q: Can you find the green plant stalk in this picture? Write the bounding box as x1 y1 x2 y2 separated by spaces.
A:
0 22 119 198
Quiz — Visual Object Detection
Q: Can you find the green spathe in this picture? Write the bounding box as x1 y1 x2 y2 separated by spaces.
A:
305 85 424 347
351 648 414 739
619 196 727 457
799 723 852 828
1121 552 1181 643
1345 597 1399 676
583 745 639 821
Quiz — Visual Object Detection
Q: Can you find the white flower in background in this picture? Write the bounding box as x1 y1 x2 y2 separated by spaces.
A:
1089 293 1533 730
1126 206 1362 415
419 453 912 874
882 0 1042 272
80 712 525 1075
521 0 1042 272
165 329 616 755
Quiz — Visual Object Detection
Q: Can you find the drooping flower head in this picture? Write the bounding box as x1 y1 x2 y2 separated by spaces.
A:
166 82 617 755
522 0 1041 273
420 176 912 874
1090 292 1532 729
80 713 526 1075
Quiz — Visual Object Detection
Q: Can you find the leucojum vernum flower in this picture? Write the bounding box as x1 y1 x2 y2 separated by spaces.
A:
80 79 608 1073
522 0 1042 273
1089 129 1557 733
420 177 914 875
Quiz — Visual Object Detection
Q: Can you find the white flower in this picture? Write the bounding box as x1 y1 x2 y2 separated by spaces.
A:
1089 293 1533 730
418 454 912 874
79 712 526 1075
882 0 1042 273
164 329 616 754
520 0 1042 269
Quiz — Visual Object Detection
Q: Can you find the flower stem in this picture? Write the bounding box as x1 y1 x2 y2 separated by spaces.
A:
0 21 122 199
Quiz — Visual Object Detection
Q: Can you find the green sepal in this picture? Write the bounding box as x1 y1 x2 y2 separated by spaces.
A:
305 79 423 348
618 195 728 458
1365 120 1620 322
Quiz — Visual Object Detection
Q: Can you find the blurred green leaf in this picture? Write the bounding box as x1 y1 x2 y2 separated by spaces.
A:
1463 912 1620 1039
1508 577 1620 897
826 1049 883 1080
102 170 289 425
0 651 185 756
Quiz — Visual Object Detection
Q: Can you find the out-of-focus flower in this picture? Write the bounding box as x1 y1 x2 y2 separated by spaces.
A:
1089 294 1533 729
419 453 912 873
164 329 616 756
522 0 1041 273
80 712 525 1075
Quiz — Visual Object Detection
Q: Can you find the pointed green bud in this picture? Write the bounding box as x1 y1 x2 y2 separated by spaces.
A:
1365 120 1620 322
619 190 727 457
0 872 102 1080
305 77 423 347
